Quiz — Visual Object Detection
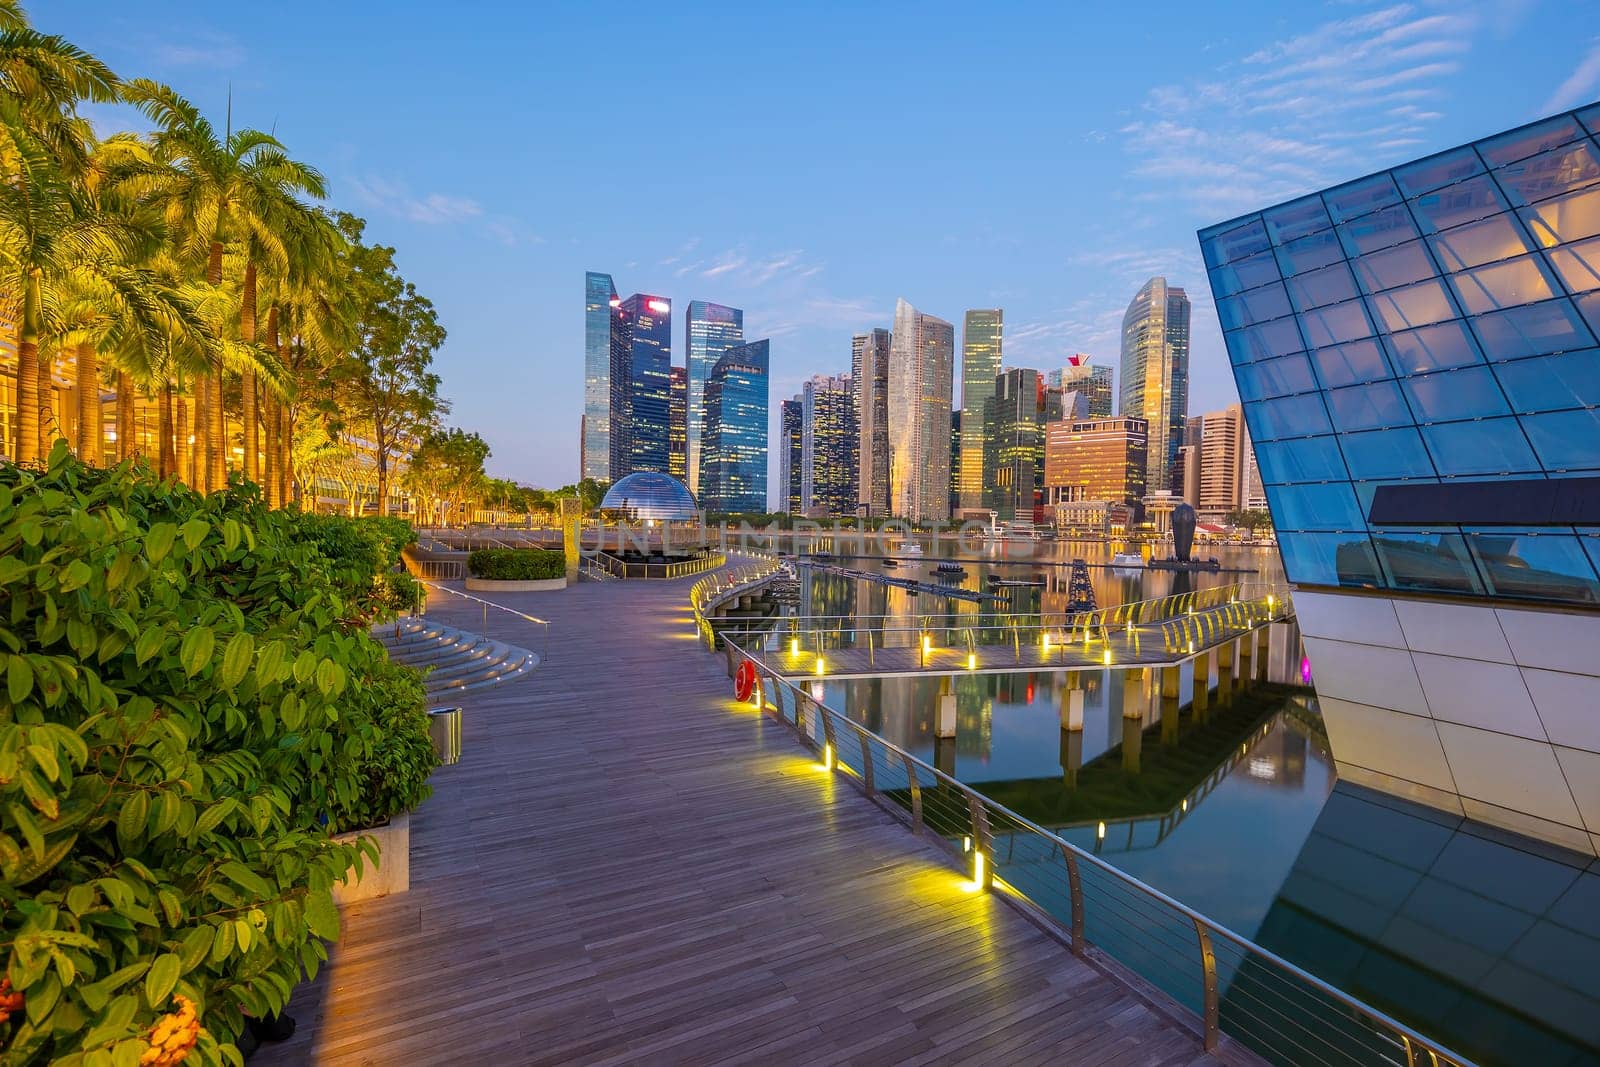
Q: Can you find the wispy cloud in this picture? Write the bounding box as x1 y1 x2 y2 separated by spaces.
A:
670 246 819 289
1541 39 1600 116
152 30 246 70
346 176 483 225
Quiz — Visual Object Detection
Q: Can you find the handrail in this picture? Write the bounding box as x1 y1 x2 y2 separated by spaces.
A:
418 579 551 663
594 550 728 580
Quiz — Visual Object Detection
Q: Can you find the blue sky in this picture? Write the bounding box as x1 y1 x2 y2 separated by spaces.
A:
50 0 1600 491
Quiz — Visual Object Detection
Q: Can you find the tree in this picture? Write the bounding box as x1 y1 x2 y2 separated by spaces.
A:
403 428 488 527
553 477 605 513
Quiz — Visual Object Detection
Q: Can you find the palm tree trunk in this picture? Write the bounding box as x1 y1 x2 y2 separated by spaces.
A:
241 259 259 484
176 394 190 486
37 352 54 459
204 239 225 492
208 369 226 490
263 305 280 506
16 272 41 465
115 372 133 463
74 341 100 462
158 383 176 478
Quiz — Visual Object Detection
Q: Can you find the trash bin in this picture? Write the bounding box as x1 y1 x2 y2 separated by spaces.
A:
428 706 462 765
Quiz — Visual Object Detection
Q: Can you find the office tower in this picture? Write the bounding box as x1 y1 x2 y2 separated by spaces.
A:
1043 417 1148 507
700 339 769 513
1178 444 1202 508
1199 101 1600 854
583 272 617 481
607 297 634 479
610 293 672 477
779 397 803 513
1185 414 1205 448
1119 278 1190 493
669 365 687 480
853 329 891 516
983 368 1042 522
1045 386 1089 422
958 309 1003 510
800 374 856 516
685 301 744 494
887 299 954 523
1198 403 1246 520
1241 429 1266 510
950 411 961 517
1053 354 1114 417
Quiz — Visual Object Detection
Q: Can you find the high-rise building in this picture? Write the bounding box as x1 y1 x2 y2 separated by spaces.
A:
801 374 856 516
668 366 687 480
612 293 672 477
700 339 769 513
950 411 961 518
958 309 1003 510
1178 444 1202 508
1119 278 1190 494
1199 101 1600 855
1240 428 1266 511
1043 416 1148 507
779 398 803 513
1198 403 1246 520
684 301 744 495
983 368 1042 522
853 329 891 515
607 298 635 479
1052 354 1114 418
888 299 954 523
583 271 617 481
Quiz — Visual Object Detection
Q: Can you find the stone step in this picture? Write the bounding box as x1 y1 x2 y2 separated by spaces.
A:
373 616 540 697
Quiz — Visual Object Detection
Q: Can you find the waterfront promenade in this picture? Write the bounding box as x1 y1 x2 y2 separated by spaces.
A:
260 571 1229 1065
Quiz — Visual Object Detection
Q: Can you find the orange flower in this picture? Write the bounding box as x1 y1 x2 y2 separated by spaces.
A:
0 978 24 1024
139 995 201 1067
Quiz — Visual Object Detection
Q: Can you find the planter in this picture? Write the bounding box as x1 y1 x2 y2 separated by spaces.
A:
331 811 410 905
464 576 566 592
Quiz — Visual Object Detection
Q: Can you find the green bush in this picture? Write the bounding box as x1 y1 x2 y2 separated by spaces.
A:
0 447 436 1064
363 516 417 562
383 570 423 614
466 547 564 581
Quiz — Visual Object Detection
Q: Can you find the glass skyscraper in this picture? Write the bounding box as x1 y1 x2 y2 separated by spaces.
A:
958 309 1003 511
700 339 770 513
780 397 803 513
1051 354 1114 418
685 301 744 495
583 272 617 481
888 299 954 524
614 294 672 477
853 329 891 515
801 374 857 517
668 365 687 481
983 368 1042 522
1200 101 1600 856
1119 278 1190 494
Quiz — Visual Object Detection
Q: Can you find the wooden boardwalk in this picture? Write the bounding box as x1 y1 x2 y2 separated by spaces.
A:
259 573 1229 1065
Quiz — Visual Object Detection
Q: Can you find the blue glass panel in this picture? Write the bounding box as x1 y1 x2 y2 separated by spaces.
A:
1449 254 1560 315
1546 234 1600 293
1574 290 1600 338
1584 533 1600 587
1202 218 1270 267
1341 427 1437 479
1581 104 1600 137
1401 366 1510 422
1469 297 1596 360
1466 532 1600 604
1384 320 1485 374
1323 174 1402 223
1492 348 1600 412
1480 117 1585 166
1395 147 1484 197
1235 352 1317 401
1255 436 1348 484
1410 176 1507 234
1421 417 1540 476
1275 229 1345 276
1368 278 1458 332
1351 477 1440 516
1373 532 1486 595
1276 531 1382 587
1493 140 1600 208
1429 214 1532 271
1299 298 1375 348
1311 338 1392 388
1520 185 1600 247
1270 482 1365 531
1286 261 1359 312
1327 380 1413 431
1209 249 1283 296
1265 195 1334 245
1353 239 1437 294
1225 318 1304 365
1253 393 1332 440
1521 408 1600 471
1217 283 1292 329
1338 204 1419 256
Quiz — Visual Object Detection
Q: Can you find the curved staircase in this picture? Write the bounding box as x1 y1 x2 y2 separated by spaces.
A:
374 617 539 698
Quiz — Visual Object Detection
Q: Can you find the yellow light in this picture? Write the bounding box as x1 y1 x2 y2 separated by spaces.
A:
1181 798 1188 812
789 637 799 656
823 743 835 771
962 835 972 853
815 657 825 676
972 850 987 889
1267 595 1276 609
1096 821 1107 840
966 653 976 670
1042 633 1051 651
1102 650 1111 666
922 634 932 654
1187 641 1195 654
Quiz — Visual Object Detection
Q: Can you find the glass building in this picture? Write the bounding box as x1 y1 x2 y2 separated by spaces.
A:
983 368 1042 522
780 397 803 513
700 339 770 513
888 299 955 524
853 329 891 516
668 365 687 481
582 272 617 481
801 373 857 517
685 301 744 495
614 294 672 477
1051 354 1114 418
1119 278 1189 495
958 309 1003 511
598 471 698 522
1199 101 1600 856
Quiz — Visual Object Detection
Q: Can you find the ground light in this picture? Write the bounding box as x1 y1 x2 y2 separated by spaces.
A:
966 653 976 671
1096 821 1107 840
822 742 835 771
970 850 987 891
1102 650 1112 666
789 637 799 657
814 657 825 676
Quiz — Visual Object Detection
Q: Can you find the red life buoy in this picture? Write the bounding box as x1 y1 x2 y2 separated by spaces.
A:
734 659 757 702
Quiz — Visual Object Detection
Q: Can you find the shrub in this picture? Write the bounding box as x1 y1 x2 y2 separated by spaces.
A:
326 659 436 833
0 447 434 1063
466 547 564 581
382 570 423 614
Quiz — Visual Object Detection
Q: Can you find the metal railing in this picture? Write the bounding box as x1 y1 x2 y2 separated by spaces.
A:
406 557 466 581
688 556 787 646
697 605 1471 1066
593 550 728 580
417 580 551 663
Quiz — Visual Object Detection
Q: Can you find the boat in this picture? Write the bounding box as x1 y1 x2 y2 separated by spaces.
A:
988 576 1045 588
1110 552 1144 569
896 541 924 557
934 561 966 574
882 558 899 568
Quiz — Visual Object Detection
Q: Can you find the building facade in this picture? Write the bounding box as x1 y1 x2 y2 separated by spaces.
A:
610 293 673 478
668 365 687 480
983 368 1042 522
887 299 954 524
958 309 1003 510
583 272 617 481
1199 102 1600 855
853 329 891 516
1198 403 1245 520
1051 354 1114 417
779 397 803 513
1119 278 1190 494
684 300 744 495
1042 416 1148 509
699 339 769 513
801 374 856 516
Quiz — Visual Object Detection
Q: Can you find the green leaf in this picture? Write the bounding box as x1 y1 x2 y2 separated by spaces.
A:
9 803 44 861
59 559 94 592
178 925 213 973
133 627 164 665
24 744 58 782
143 953 180 1007
179 626 214 678
256 640 286 685
220 860 272 898
222 518 242 553
235 918 253 953
144 522 176 563
219 632 254 689
210 918 235 963
305 889 340 941
193 799 231 838
292 650 317 684
7 654 33 704
116 791 149 850
315 658 342 697
179 517 210 551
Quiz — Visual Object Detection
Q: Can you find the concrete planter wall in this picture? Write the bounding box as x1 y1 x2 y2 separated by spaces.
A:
331 811 410 905
464 576 567 592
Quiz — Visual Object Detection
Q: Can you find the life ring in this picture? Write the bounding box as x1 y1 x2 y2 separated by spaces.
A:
734 659 757 702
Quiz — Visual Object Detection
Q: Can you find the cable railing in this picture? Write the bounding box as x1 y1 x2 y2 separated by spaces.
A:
592 550 728 579
417 579 551 663
405 557 466 581
713 635 1474 1067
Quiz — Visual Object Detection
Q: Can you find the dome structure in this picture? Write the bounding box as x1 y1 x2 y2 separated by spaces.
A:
599 472 699 522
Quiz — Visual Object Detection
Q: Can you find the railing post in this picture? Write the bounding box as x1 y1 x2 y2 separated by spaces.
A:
1192 917 1220 1052
967 792 993 889
856 726 875 795
1060 843 1086 957
903 753 923 834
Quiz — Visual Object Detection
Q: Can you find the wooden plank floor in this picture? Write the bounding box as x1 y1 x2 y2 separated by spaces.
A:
258 573 1226 1066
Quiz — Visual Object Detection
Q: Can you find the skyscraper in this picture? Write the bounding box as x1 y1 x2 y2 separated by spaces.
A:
668 365 687 480
1053 354 1114 418
888 299 954 524
583 272 617 481
700 339 769 513
607 297 634 479
779 397 803 513
801 374 857 516
1043 417 1149 507
958 309 1003 510
983 368 1042 522
612 294 673 477
684 301 744 495
853 329 891 516
1119 277 1190 494
1197 403 1245 520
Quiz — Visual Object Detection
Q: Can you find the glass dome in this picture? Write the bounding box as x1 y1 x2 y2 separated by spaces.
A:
599 472 699 522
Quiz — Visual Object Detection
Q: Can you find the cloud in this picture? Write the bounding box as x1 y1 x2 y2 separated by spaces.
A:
1540 40 1600 116
346 176 483 225
152 31 246 70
